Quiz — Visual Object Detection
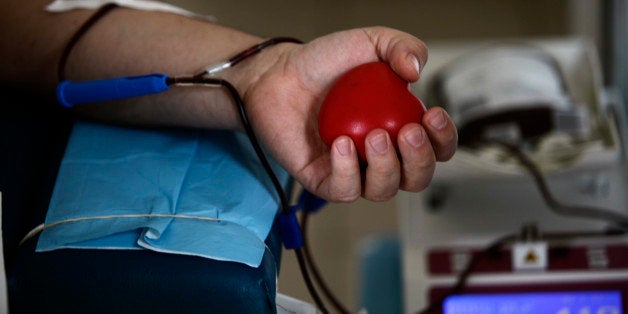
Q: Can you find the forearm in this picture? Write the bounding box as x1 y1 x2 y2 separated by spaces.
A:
1 0 289 130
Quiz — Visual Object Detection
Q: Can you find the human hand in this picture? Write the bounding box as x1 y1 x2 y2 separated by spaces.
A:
3 2 453 204
242 27 457 202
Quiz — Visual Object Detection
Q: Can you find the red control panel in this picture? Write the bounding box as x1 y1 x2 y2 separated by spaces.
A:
423 239 628 313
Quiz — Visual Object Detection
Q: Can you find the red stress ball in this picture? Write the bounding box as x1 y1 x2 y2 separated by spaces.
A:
318 61 426 162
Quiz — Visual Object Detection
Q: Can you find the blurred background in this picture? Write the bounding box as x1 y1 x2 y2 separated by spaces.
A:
169 1 627 313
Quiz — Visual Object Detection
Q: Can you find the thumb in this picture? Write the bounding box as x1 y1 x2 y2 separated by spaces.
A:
363 26 428 82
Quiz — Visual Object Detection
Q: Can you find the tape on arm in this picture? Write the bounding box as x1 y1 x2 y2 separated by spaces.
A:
45 0 216 21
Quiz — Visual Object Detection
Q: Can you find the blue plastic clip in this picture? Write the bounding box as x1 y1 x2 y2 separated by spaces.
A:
279 189 327 250
56 73 170 108
299 189 328 213
279 210 304 249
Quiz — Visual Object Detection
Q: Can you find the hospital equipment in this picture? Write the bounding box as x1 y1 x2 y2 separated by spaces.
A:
399 38 628 314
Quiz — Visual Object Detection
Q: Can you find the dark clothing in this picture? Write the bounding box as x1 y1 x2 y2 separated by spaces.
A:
0 90 74 271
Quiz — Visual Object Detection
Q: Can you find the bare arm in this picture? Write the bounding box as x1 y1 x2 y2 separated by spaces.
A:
0 0 278 130
0 1 458 202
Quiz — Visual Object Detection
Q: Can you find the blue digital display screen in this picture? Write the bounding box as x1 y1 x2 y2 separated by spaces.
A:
444 291 623 314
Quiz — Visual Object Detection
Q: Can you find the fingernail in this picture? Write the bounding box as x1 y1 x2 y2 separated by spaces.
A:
429 111 448 130
404 127 425 148
335 137 351 156
408 54 420 76
369 132 389 154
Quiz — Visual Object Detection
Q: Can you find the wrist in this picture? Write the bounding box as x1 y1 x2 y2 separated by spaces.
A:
221 41 302 105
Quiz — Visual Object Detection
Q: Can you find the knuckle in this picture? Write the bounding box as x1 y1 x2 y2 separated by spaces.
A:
402 176 432 193
330 188 361 203
367 190 398 202
436 142 457 161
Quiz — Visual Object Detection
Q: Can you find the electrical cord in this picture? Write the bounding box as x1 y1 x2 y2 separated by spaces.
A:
487 139 628 228
421 40 628 313
416 139 628 314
